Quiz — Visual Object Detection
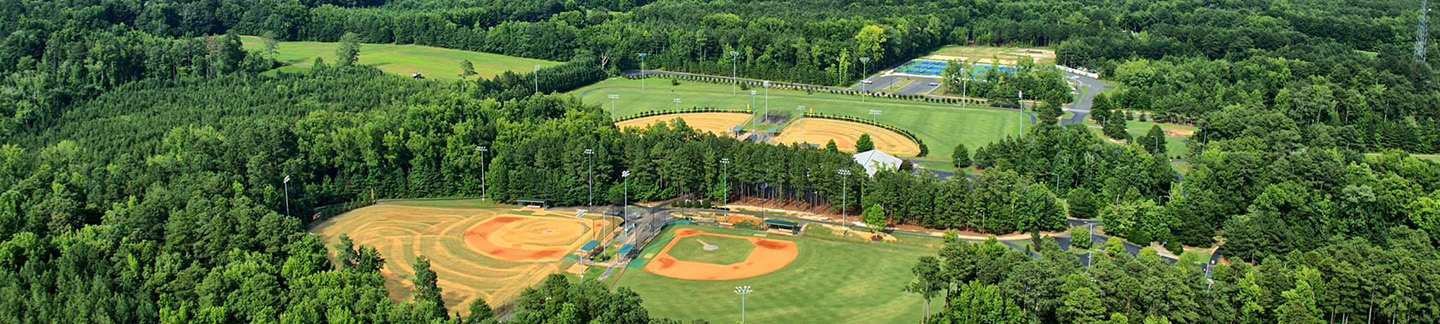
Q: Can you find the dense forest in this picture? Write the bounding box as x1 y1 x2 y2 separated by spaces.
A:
2 0 1440 323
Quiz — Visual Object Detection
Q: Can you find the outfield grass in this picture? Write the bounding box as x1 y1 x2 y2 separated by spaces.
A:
572 78 1024 162
668 235 755 265
239 36 559 80
615 225 936 324
1365 152 1440 162
1085 119 1196 158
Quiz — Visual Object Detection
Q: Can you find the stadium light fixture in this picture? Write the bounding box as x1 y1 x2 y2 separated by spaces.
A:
477 146 489 200
730 51 741 95
838 169 851 233
638 53 649 90
734 285 753 323
868 109 882 134
720 158 730 215
622 170 630 230
607 94 620 121
585 149 595 207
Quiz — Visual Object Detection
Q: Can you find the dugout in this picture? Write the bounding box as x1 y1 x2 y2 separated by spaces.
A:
517 198 550 209
764 219 801 235
578 240 602 257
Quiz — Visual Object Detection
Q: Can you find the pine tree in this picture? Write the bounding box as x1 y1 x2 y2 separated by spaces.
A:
856 134 875 152
412 256 447 320
952 143 971 167
1139 125 1166 156
336 32 361 66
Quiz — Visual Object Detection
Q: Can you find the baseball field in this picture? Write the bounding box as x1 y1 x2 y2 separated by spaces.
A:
572 77 1022 162
309 200 617 311
239 36 560 80
612 225 940 324
615 112 753 137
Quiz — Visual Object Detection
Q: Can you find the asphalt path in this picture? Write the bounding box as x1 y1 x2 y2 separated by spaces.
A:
1060 72 1110 126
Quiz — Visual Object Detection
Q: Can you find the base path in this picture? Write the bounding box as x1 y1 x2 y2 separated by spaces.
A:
616 112 753 136
644 229 798 281
774 118 922 156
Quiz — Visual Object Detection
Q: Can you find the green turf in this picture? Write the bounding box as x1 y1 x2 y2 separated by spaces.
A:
1084 119 1196 158
666 235 756 265
571 78 1024 162
1365 152 1440 162
615 225 936 324
239 36 560 80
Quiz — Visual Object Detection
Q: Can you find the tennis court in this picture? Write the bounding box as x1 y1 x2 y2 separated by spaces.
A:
894 60 1017 78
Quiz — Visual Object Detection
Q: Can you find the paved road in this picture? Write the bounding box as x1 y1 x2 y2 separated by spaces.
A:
1060 73 1110 126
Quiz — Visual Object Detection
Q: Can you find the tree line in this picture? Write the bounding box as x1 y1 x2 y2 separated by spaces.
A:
909 230 1440 324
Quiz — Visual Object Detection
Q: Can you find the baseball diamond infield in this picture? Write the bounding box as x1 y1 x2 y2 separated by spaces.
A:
615 112 753 136
309 202 614 312
644 229 798 281
774 118 922 156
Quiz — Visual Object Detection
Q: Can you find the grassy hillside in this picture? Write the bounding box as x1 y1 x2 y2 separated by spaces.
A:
239 36 560 80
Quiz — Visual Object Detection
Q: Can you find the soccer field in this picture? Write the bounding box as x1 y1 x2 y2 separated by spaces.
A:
239 36 560 80
614 225 940 324
571 78 1024 162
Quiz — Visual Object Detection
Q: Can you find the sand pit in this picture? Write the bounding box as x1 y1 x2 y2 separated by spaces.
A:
774 118 922 156
644 229 798 281
309 202 617 313
616 112 754 136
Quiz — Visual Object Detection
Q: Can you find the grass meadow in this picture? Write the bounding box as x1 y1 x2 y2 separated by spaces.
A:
239 36 559 80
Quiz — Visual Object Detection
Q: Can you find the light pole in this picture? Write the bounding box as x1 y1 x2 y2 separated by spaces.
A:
730 51 740 95
749 90 758 131
282 175 291 217
477 146 489 200
762 81 770 128
534 64 541 94
622 170 630 231
861 80 873 101
608 94 619 121
868 109 882 135
638 53 648 90
859 56 871 79
674 98 682 111
734 286 753 324
1018 90 1025 138
585 149 595 207
837 169 850 233
721 158 730 215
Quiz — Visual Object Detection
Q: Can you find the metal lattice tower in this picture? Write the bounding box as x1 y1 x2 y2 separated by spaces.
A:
1420 0 1432 62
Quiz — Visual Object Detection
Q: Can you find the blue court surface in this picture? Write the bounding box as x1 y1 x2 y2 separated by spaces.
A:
895 60 1016 77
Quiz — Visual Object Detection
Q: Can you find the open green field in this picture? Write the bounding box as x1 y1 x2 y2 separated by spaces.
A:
668 235 755 264
571 78 1024 162
922 45 1057 65
1085 119 1196 158
239 36 559 80
615 225 936 324
1365 152 1440 162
